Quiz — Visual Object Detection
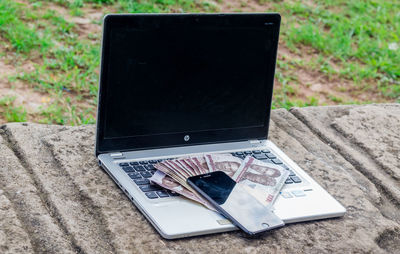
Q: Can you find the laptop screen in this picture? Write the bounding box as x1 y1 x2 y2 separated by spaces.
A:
97 14 280 154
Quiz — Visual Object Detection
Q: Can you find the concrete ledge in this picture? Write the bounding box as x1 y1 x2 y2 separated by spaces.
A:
0 104 399 253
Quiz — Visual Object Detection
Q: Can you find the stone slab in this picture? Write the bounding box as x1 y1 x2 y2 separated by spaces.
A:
1 104 399 253
1 123 116 253
0 189 33 254
0 131 74 253
331 105 400 180
291 104 400 223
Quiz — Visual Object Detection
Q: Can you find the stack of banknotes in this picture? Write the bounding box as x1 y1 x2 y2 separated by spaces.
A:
149 154 289 211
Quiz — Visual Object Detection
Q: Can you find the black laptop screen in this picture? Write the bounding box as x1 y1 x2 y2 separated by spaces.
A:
97 14 280 153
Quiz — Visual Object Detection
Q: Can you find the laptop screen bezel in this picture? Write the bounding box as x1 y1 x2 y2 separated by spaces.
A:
96 13 281 156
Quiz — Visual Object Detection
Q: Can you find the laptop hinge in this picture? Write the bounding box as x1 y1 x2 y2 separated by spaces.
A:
249 139 262 144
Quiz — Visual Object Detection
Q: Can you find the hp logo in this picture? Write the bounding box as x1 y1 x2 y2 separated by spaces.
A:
184 135 190 142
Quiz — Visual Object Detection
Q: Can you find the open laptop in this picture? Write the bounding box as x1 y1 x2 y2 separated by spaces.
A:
96 13 346 239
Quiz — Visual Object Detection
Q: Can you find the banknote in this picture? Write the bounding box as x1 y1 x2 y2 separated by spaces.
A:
182 158 202 175
177 159 200 175
190 156 209 174
154 161 191 189
151 154 291 211
232 156 289 207
205 153 243 177
149 170 216 211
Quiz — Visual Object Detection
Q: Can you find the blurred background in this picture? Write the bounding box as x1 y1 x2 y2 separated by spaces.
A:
0 0 399 125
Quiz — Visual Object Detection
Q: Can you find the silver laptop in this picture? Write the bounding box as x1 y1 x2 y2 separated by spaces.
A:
95 13 345 239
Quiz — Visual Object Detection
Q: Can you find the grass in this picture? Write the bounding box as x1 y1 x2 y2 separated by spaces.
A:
0 1 52 53
0 0 398 125
275 0 400 99
0 0 218 125
0 96 27 122
3 1 100 125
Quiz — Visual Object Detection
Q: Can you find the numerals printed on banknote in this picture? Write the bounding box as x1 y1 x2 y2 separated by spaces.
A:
232 156 289 207
150 153 288 210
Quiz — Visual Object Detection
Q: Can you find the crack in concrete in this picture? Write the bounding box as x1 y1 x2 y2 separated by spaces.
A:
0 125 84 254
289 109 400 221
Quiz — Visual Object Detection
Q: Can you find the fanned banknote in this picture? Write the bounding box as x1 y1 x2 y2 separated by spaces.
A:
205 153 243 177
149 170 216 211
232 156 289 207
151 153 288 211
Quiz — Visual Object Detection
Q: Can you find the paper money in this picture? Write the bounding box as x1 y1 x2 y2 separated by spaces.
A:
205 153 243 177
190 156 209 174
182 158 202 175
151 153 288 211
155 161 192 190
150 170 216 211
232 156 289 207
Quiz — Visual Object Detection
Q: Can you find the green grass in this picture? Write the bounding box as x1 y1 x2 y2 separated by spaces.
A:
0 0 398 125
0 0 215 125
3 1 99 125
0 96 27 122
275 0 400 99
0 1 52 52
118 0 217 13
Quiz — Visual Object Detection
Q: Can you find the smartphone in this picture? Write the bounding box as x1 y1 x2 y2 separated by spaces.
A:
187 171 284 235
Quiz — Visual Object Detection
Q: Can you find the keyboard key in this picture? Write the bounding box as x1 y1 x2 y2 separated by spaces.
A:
140 184 162 192
281 164 290 170
253 150 261 154
139 161 149 165
272 159 283 164
291 190 306 197
128 172 141 179
289 170 296 176
122 166 135 173
233 154 245 159
130 162 139 166
157 159 163 162
140 171 153 178
262 159 273 163
119 162 129 167
133 165 146 171
145 192 158 199
149 160 158 164
168 190 180 196
253 154 268 160
285 178 294 184
266 154 277 159
156 190 169 198
235 152 244 155
281 192 293 198
144 164 155 170
261 149 271 153
134 179 150 185
291 176 302 183
244 151 252 155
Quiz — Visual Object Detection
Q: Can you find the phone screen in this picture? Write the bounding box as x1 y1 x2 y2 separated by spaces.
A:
187 171 284 234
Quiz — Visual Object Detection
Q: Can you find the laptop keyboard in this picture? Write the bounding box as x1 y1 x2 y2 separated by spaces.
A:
118 150 302 199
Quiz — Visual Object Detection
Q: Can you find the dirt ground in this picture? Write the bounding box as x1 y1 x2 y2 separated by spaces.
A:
0 0 395 124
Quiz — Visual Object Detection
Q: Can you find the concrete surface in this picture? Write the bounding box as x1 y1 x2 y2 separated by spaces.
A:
0 104 399 253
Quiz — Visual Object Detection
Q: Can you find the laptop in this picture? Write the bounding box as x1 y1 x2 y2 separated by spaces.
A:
96 13 346 239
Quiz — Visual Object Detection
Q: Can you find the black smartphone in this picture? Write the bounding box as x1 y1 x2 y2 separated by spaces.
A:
187 171 284 235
